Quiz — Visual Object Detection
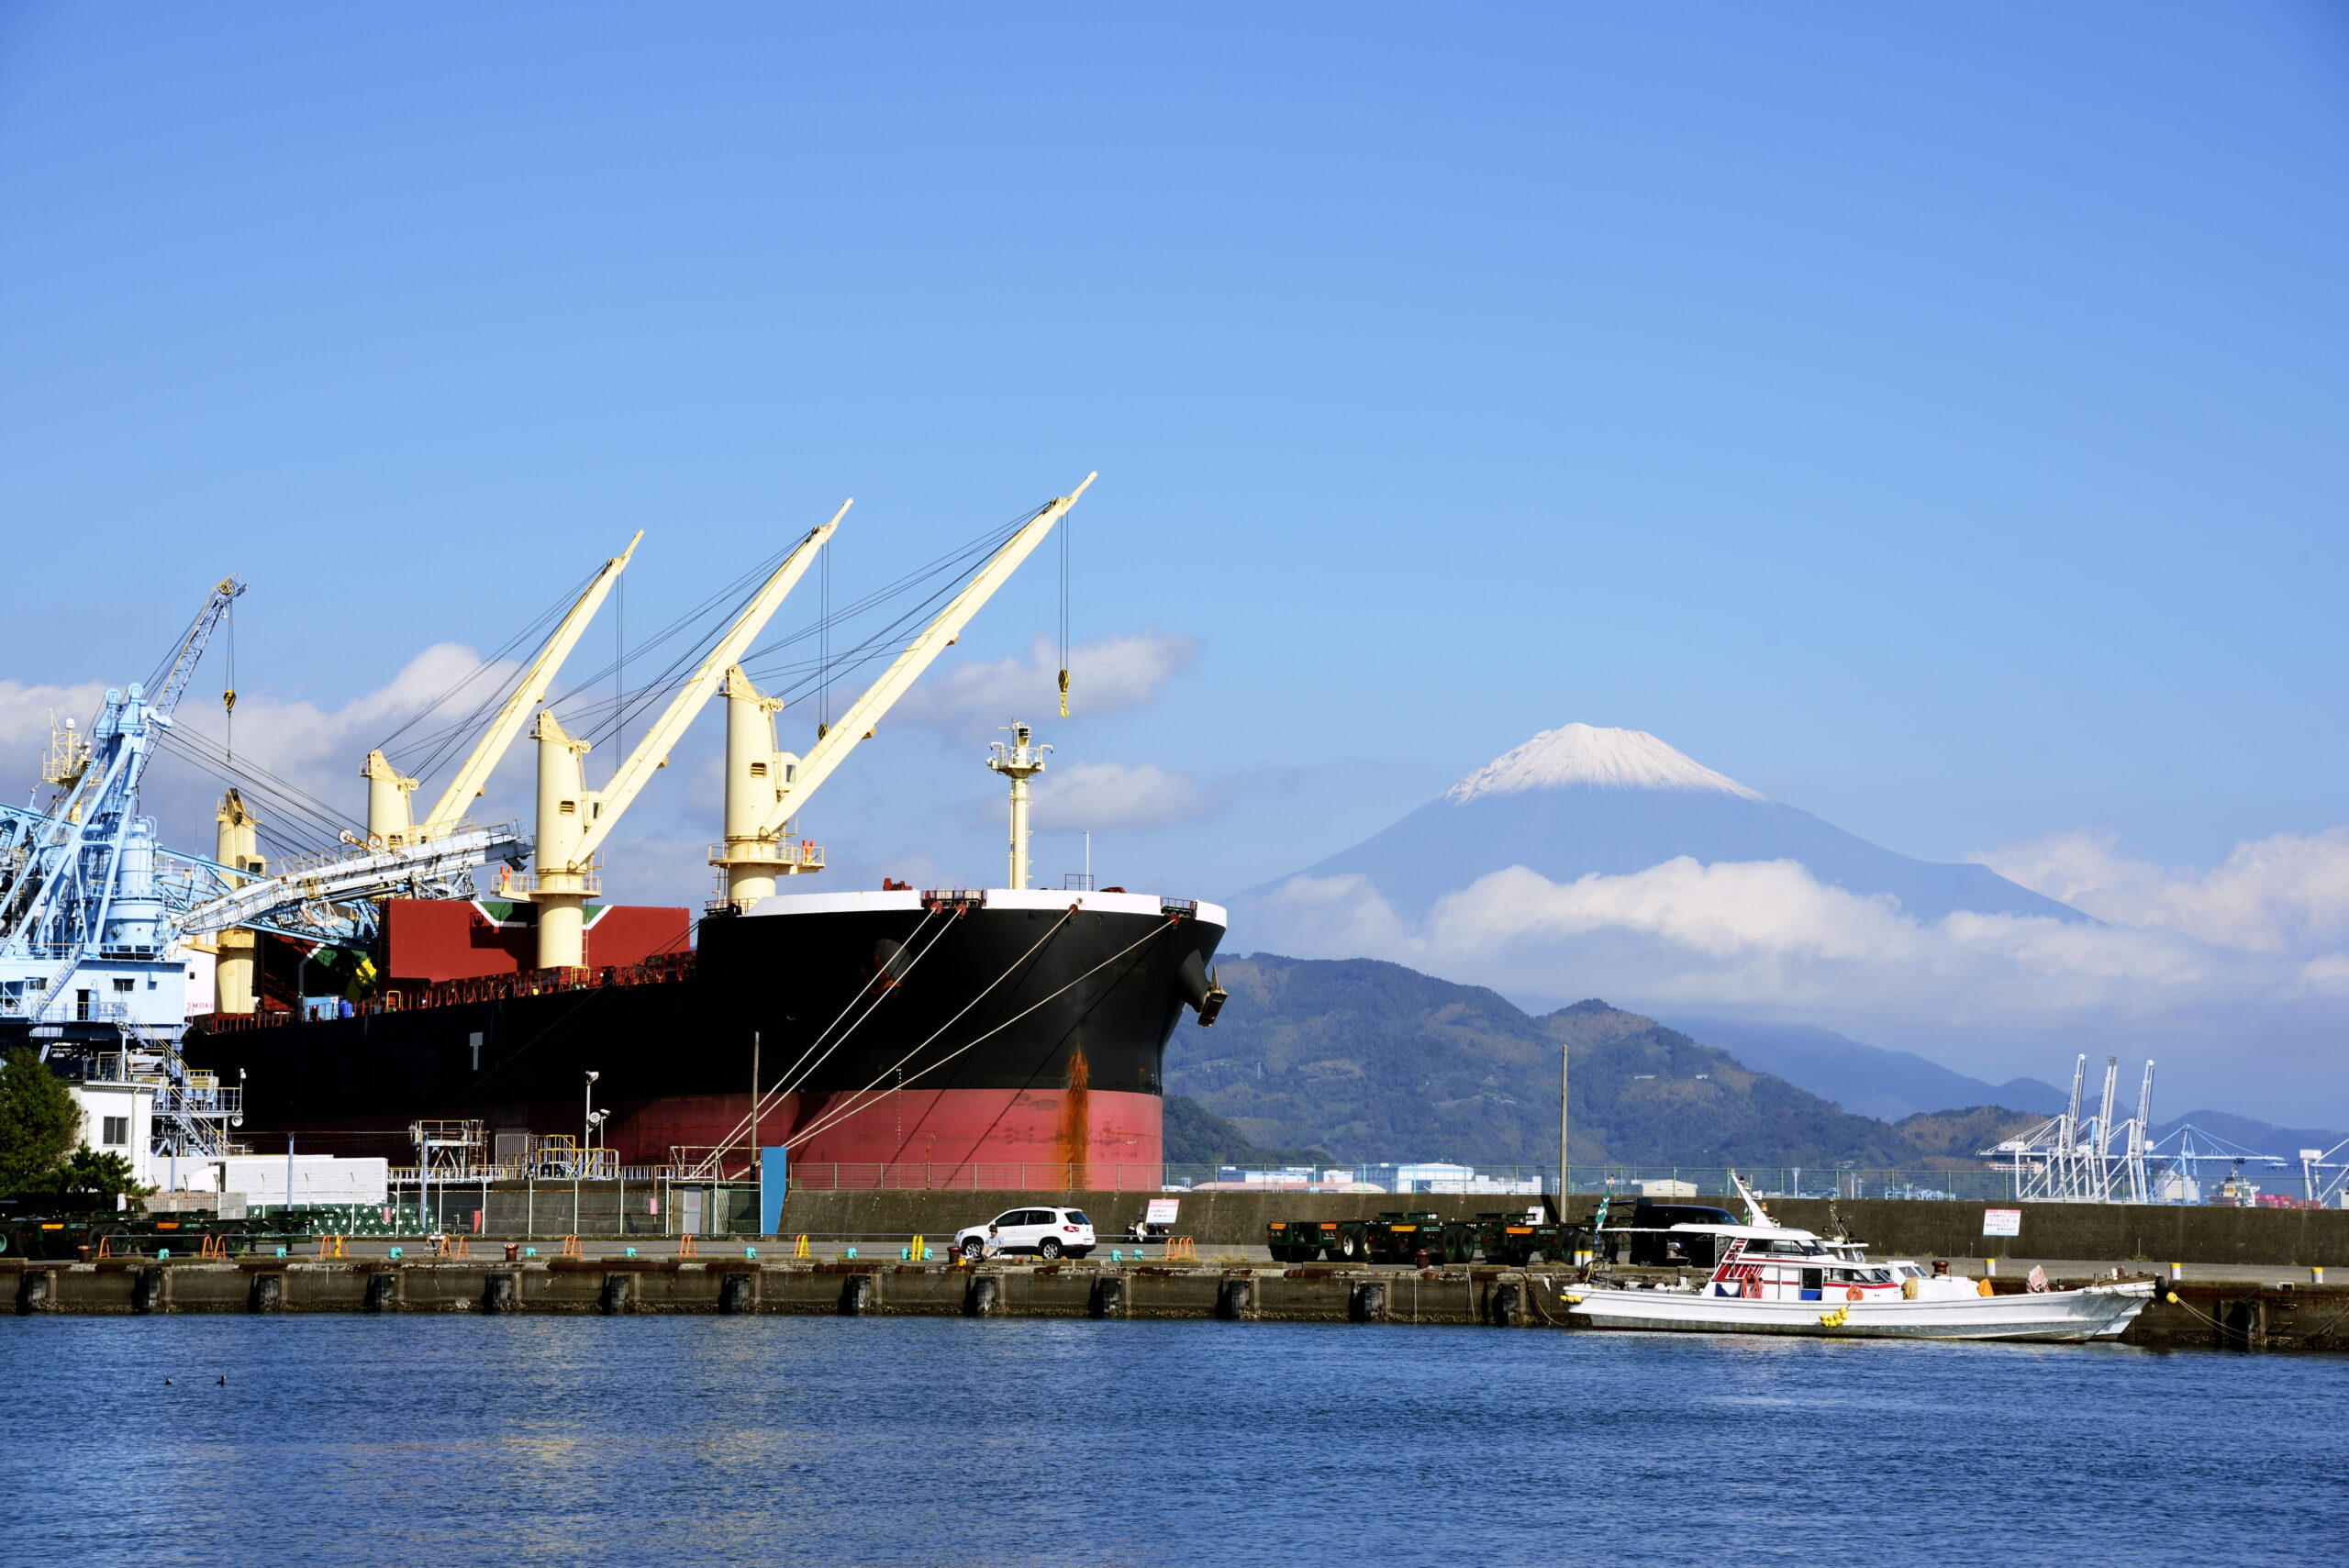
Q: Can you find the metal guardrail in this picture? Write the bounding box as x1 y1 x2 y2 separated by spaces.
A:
705 839 825 870
763 1162 2348 1205
492 868 603 897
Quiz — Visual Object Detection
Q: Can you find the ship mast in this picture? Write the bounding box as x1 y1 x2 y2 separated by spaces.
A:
987 721 1051 891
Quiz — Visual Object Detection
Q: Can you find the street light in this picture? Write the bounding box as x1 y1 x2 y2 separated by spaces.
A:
584 1071 599 1155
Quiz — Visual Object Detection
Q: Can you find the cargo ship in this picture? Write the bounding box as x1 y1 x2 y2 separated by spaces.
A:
176 477 1230 1188
186 884 1226 1186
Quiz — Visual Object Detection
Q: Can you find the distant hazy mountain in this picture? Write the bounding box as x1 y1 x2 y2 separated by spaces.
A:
1666 1016 2068 1120
1249 723 2082 924
1166 952 2038 1169
2148 1110 2346 1158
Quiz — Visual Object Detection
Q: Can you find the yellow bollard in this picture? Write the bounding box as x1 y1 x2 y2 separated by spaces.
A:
793 1234 811 1259
910 1234 924 1262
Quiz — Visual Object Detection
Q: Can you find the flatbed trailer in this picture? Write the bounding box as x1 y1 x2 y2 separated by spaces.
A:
1265 1218 1368 1262
1362 1211 1476 1265
1473 1212 1586 1267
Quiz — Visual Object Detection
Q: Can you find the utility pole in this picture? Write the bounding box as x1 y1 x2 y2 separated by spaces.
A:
1556 1039 1569 1226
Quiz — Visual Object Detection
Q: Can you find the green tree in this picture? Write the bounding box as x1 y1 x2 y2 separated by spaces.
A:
0 1046 83 1193
39 1147 150 1201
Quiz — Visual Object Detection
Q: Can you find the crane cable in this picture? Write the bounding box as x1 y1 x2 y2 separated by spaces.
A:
761 905 961 1103
688 904 957 1162
223 591 236 766
779 905 1086 1150
785 909 1175 1151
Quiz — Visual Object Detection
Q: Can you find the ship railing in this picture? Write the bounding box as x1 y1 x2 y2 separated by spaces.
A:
158 1083 242 1118
388 1151 637 1185
492 865 603 897
705 838 825 870
670 1145 762 1182
184 952 698 1031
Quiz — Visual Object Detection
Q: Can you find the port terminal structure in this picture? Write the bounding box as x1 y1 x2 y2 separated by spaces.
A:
0 579 530 1160
6 478 1105 1185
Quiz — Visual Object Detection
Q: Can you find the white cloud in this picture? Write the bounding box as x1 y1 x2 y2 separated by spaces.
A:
1 644 525 854
885 628 1199 738
0 678 110 755
1974 827 2349 955
1030 760 1214 829
1241 850 2349 1122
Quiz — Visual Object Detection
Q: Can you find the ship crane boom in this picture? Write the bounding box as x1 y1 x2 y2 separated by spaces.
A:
713 474 1094 909
529 505 847 967
365 531 641 846
762 477 1091 828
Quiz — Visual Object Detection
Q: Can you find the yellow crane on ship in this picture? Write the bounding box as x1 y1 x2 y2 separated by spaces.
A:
709 473 1094 911
360 532 644 850
520 506 851 970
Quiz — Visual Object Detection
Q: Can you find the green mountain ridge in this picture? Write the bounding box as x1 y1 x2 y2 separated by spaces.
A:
1162 953 2038 1170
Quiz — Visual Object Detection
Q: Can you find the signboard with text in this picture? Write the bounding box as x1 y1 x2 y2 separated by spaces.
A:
1982 1207 2022 1238
1145 1198 1181 1225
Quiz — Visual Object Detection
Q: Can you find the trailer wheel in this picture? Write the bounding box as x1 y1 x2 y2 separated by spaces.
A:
1335 1233 1361 1261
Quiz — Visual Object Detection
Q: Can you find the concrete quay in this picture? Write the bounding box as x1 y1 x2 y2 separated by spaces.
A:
775 1190 2349 1269
6 1256 2343 1351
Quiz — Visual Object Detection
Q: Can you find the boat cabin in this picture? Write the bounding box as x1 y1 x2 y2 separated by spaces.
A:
1684 1224 1904 1303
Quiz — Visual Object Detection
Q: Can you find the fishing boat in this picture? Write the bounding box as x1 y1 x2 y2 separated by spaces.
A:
1564 1175 2154 1342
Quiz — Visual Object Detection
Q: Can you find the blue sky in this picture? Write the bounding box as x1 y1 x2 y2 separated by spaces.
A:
4 6 2346 1092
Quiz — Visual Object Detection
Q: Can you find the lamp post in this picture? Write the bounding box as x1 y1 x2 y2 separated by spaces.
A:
584 1071 599 1169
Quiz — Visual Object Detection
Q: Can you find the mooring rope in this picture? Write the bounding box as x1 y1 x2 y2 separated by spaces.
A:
784 910 1172 1151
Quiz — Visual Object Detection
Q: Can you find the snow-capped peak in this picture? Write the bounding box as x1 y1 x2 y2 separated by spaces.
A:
1442 723 1764 804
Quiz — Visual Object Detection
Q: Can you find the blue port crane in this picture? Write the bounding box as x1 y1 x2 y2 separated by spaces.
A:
0 577 527 1161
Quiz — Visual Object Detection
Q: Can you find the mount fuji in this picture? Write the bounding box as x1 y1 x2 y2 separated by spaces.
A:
1247 723 2083 925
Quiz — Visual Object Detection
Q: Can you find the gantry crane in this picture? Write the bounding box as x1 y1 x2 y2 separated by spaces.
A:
711 474 1094 909
525 506 848 968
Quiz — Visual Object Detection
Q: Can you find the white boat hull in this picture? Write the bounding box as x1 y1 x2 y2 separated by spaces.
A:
1565 1281 2154 1342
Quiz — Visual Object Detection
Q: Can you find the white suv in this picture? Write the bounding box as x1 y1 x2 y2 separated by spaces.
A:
956 1207 1097 1261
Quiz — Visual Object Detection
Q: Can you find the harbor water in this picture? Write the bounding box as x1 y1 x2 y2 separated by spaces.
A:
5 1316 2340 1565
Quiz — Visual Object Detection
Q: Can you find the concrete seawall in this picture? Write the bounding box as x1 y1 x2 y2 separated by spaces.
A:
778 1191 2349 1268
6 1257 2340 1351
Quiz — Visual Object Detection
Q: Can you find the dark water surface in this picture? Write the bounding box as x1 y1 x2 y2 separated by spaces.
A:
3 1316 2338 1566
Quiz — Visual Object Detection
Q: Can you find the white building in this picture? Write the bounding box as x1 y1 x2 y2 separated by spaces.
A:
63 1077 159 1190
190 1155 390 1213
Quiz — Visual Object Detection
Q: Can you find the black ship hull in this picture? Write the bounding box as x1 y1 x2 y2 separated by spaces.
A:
184 890 1225 1185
